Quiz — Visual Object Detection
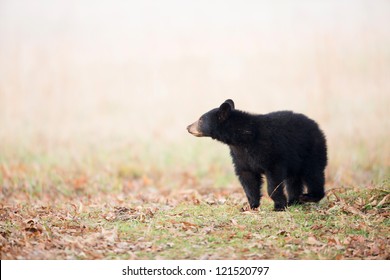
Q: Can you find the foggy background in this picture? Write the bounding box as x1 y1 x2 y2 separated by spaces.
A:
0 0 389 161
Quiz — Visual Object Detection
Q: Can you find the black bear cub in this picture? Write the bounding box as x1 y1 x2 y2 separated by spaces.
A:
187 99 327 211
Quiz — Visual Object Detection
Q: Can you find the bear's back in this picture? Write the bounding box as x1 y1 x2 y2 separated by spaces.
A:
243 110 326 171
261 111 322 139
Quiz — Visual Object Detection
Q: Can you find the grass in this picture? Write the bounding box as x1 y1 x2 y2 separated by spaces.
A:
0 143 389 260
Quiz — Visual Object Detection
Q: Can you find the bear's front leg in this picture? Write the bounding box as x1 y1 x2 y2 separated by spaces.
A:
266 170 288 211
236 170 263 210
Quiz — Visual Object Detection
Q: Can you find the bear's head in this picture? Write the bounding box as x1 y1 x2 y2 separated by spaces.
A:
187 99 234 138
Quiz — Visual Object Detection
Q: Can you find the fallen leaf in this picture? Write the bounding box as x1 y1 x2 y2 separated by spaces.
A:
231 219 246 229
377 194 389 207
277 230 289 237
307 236 323 246
310 224 324 230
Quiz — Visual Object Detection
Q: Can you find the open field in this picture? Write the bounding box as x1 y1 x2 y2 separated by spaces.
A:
0 141 389 259
1 1 389 259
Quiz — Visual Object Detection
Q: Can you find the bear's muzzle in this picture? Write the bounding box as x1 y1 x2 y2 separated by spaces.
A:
187 120 204 137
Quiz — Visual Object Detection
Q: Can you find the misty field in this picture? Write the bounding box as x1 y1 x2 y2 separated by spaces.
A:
0 1 389 259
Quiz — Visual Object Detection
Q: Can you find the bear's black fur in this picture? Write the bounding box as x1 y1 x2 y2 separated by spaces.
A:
187 99 327 211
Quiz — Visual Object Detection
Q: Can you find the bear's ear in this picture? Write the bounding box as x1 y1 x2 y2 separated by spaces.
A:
218 100 233 121
224 99 235 109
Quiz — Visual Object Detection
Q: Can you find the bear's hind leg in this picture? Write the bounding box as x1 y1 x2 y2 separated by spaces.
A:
301 170 325 203
286 177 304 206
266 170 288 211
237 170 263 210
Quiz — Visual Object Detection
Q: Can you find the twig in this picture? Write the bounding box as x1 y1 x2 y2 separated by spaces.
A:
269 180 285 198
